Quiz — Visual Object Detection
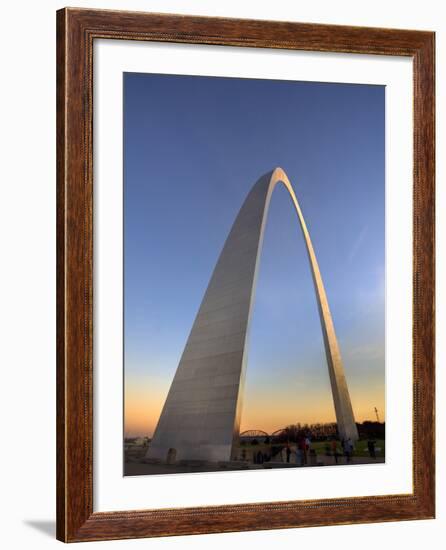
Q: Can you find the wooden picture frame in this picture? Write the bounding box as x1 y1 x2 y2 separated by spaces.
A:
56 7 435 542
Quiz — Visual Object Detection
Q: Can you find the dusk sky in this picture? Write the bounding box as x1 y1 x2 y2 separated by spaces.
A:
124 72 385 438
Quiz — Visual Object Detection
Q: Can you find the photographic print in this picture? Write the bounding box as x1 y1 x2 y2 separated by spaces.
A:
123 72 385 476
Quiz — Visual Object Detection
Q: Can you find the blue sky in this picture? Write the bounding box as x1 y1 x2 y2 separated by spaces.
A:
123 72 385 436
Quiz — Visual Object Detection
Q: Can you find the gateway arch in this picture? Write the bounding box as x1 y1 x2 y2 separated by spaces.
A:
147 167 358 463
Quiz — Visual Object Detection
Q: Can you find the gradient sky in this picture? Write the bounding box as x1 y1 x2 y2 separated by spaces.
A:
124 72 385 438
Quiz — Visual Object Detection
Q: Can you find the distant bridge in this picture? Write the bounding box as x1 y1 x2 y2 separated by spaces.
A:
240 425 338 440
239 430 270 438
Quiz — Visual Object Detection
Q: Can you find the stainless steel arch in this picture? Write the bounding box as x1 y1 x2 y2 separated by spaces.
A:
147 167 358 463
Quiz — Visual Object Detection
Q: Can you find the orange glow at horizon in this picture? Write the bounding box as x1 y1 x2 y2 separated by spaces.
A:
124 376 169 437
125 373 385 438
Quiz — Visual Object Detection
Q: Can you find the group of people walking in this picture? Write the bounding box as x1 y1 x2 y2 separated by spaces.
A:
330 437 354 463
284 435 312 465
250 434 382 467
283 435 356 466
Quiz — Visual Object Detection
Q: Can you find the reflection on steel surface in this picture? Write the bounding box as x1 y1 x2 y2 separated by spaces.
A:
147 168 358 462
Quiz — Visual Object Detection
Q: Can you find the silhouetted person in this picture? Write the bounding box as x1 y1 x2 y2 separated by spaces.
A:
331 439 339 464
368 439 377 459
286 445 291 463
348 438 354 460
295 446 303 466
343 438 354 463
298 436 307 464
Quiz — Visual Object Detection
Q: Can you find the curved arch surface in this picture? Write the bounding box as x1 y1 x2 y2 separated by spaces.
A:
147 168 358 462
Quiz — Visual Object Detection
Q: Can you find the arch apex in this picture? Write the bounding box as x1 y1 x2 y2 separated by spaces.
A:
271 166 288 180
